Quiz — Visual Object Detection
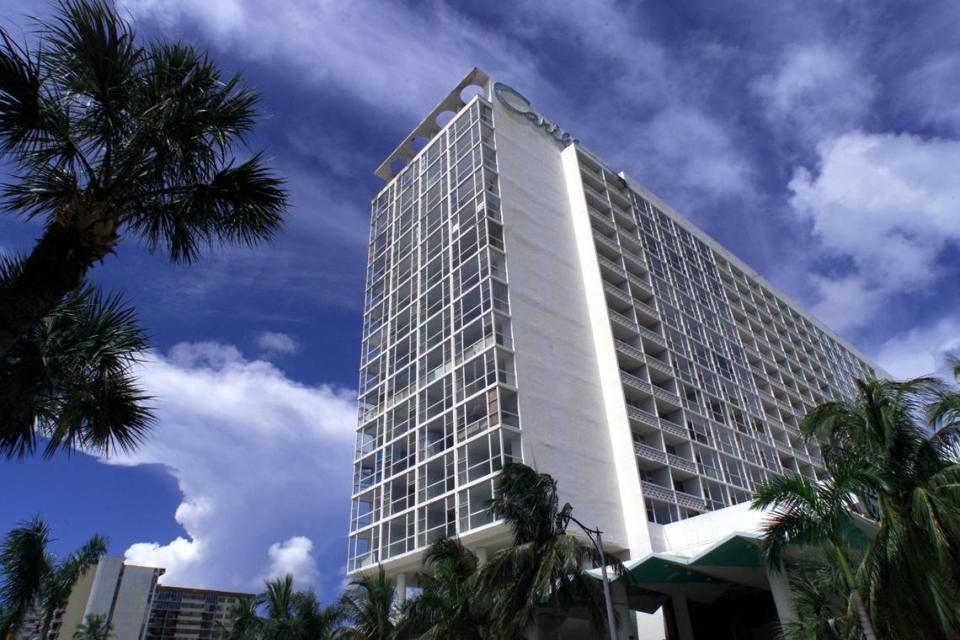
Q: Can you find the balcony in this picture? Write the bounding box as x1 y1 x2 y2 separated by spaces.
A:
634 299 659 322
609 310 638 332
615 340 645 362
583 182 608 204
676 490 707 511
604 282 633 306
645 355 674 377
634 442 668 464
612 205 634 227
641 480 675 503
621 371 652 394
628 273 653 296
659 420 688 440
593 230 620 254
667 453 697 474
652 385 682 407
597 254 626 280
621 247 647 270
589 207 615 233
627 405 659 429
638 325 667 348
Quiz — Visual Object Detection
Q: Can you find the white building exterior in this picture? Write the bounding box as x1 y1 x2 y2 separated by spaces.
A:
349 69 879 638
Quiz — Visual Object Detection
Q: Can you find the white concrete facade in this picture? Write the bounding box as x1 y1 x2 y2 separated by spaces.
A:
44 557 164 640
350 69 880 638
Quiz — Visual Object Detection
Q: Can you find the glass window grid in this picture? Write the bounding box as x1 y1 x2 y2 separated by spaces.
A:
350 101 522 571
579 150 877 525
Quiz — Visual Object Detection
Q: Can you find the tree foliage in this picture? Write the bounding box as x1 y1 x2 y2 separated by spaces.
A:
754 374 960 640
0 517 107 639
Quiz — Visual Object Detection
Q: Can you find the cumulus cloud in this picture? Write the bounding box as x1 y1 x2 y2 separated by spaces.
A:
102 342 356 595
754 44 876 141
788 131 960 331
874 315 960 379
256 331 299 358
259 536 318 587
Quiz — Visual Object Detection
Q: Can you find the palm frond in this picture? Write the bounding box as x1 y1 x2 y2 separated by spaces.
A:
0 255 153 459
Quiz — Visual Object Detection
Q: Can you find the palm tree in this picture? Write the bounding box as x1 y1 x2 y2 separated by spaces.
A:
290 591 343 640
477 463 615 638
0 517 51 639
0 517 107 639
72 614 111 640
751 464 877 640
803 377 960 639
0 0 287 359
0 0 286 453
0 256 151 459
338 565 397 640
398 538 488 640
779 553 860 640
223 595 262 640
224 576 342 640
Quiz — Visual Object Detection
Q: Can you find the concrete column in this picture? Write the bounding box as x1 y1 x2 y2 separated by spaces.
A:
767 569 798 626
670 595 694 640
395 572 408 607
634 611 667 640
610 582 635 640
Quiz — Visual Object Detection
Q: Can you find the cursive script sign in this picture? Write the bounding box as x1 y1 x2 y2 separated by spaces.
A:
493 82 578 147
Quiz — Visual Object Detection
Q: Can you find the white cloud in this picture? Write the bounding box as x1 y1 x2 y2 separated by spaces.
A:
256 331 299 358
874 316 960 380
118 0 546 119
259 536 318 588
788 130 960 331
901 51 960 135
103 341 356 594
754 44 876 141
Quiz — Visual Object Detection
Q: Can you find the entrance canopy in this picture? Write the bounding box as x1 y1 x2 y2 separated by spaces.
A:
587 533 769 611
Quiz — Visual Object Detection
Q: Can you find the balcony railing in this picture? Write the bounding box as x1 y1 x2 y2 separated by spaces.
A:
621 371 652 394
593 230 620 253
609 310 638 332
659 420 688 439
621 247 647 269
628 273 653 296
641 481 675 503
615 340 644 361
597 254 626 278
638 325 667 347
652 385 682 406
645 355 674 377
634 442 668 464
667 453 697 474
604 283 633 305
583 182 608 203
627 405 659 429
676 490 707 511
635 299 659 320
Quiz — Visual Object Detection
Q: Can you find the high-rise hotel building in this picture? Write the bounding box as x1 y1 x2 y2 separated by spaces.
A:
349 68 878 634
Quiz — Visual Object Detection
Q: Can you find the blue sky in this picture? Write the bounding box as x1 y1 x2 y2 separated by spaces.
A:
2 0 959 602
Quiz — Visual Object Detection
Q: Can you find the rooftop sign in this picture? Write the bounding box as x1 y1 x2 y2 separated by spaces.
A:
493 82 578 147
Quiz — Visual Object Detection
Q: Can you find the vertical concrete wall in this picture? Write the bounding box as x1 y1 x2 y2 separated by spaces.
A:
491 94 630 551
111 566 159 640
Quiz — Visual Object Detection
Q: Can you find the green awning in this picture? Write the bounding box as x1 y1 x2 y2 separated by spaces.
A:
588 532 763 586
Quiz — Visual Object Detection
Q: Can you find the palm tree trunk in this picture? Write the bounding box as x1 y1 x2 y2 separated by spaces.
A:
850 589 878 640
830 542 878 640
0 215 118 358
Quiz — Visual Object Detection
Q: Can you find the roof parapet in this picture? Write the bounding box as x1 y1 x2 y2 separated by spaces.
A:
375 68 491 181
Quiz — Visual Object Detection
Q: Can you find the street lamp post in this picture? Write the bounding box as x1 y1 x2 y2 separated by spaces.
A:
557 503 619 640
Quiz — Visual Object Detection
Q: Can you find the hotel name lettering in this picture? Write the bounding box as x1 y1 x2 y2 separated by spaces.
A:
493 82 577 147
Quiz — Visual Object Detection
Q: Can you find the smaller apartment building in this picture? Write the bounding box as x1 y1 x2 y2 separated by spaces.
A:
146 586 251 640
